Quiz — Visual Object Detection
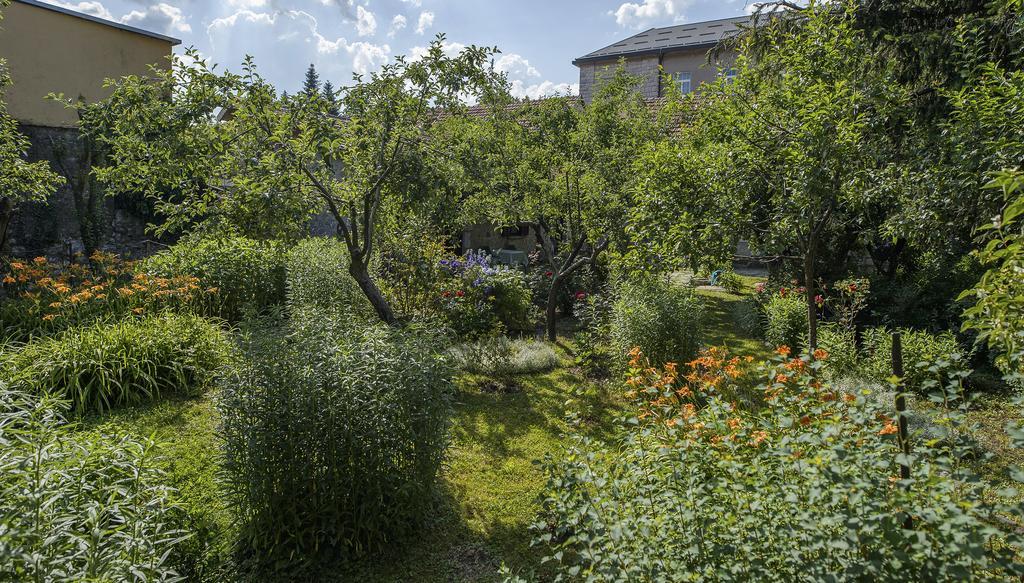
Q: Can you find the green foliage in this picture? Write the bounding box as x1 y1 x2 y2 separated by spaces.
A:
573 288 616 379
861 327 965 393
286 236 371 318
817 322 859 378
521 353 1024 582
0 384 187 581
144 235 287 321
961 170 1024 375
87 41 503 325
763 291 806 351
436 253 536 338
2 313 228 414
218 321 454 578
611 277 703 367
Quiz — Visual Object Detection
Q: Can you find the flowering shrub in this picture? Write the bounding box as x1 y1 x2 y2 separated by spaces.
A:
520 348 1024 582
436 251 534 338
1 253 213 341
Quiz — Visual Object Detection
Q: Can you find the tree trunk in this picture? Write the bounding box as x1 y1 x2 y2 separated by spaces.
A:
804 245 818 355
349 259 398 326
0 196 12 257
546 275 561 342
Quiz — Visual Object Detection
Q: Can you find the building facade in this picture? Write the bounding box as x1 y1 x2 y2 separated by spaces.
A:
1 0 179 258
574 15 748 103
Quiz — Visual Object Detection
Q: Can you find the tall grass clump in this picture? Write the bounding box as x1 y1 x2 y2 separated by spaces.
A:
763 291 806 351
0 384 188 580
219 321 454 578
144 235 287 321
452 336 561 377
611 276 704 367
860 327 966 394
286 237 372 318
2 313 229 414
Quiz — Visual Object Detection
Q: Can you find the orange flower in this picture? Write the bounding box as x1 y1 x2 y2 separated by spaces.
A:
48 302 61 308
2 276 14 284
813 349 829 360
776 345 791 357
843 393 856 403
799 415 812 427
878 421 899 436
42 314 57 321
728 417 742 430
751 430 769 446
32 257 47 265
132 307 145 315
775 374 789 384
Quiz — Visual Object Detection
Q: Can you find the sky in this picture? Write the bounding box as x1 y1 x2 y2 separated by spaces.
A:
39 0 759 97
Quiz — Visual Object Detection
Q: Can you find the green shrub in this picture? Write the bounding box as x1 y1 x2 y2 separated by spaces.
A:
861 327 965 394
144 236 287 321
436 252 537 338
763 291 806 350
519 354 1024 582
818 323 859 378
286 237 371 317
490 269 536 331
0 385 187 580
611 276 703 367
731 296 764 339
2 313 229 414
219 322 454 578
573 288 616 379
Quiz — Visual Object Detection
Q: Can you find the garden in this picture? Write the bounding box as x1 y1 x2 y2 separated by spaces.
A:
3 0 1024 581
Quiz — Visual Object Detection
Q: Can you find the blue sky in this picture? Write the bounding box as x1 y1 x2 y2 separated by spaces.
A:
42 0 757 96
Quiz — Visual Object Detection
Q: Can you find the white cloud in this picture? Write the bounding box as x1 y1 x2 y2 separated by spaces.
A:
121 3 192 34
415 11 434 35
401 0 422 7
47 1 115 21
495 53 540 79
388 14 406 37
355 5 376 36
510 80 579 100
409 40 466 61
226 0 268 8
611 0 692 28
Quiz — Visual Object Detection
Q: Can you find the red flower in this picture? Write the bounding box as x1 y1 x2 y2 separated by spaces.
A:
544 271 553 278
456 290 465 298
814 294 824 306
848 283 858 292
575 292 587 300
441 291 451 298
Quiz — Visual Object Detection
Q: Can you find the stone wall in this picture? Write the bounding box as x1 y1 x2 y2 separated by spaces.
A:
7 124 164 259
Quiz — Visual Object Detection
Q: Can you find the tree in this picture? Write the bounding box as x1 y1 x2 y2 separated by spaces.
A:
302 63 320 97
86 40 500 326
450 66 677 340
0 0 63 255
693 1 883 352
321 80 340 117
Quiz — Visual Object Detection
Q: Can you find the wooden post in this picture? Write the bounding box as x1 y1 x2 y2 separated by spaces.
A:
891 332 913 530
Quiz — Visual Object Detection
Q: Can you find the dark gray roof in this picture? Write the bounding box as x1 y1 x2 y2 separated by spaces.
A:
14 0 182 45
573 15 750 65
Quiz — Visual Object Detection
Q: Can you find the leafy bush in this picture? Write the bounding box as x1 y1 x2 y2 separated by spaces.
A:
286 237 371 318
763 289 806 350
219 321 454 577
611 276 703 367
1 253 212 341
861 327 965 393
520 350 1024 582
817 322 859 378
731 296 764 339
573 288 615 379
0 384 187 581
2 313 229 414
144 235 287 321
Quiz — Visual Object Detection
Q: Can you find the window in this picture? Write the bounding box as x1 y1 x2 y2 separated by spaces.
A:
500 224 530 238
673 71 692 94
723 68 738 84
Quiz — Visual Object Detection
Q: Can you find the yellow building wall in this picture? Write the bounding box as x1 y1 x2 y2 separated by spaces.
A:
0 1 175 127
